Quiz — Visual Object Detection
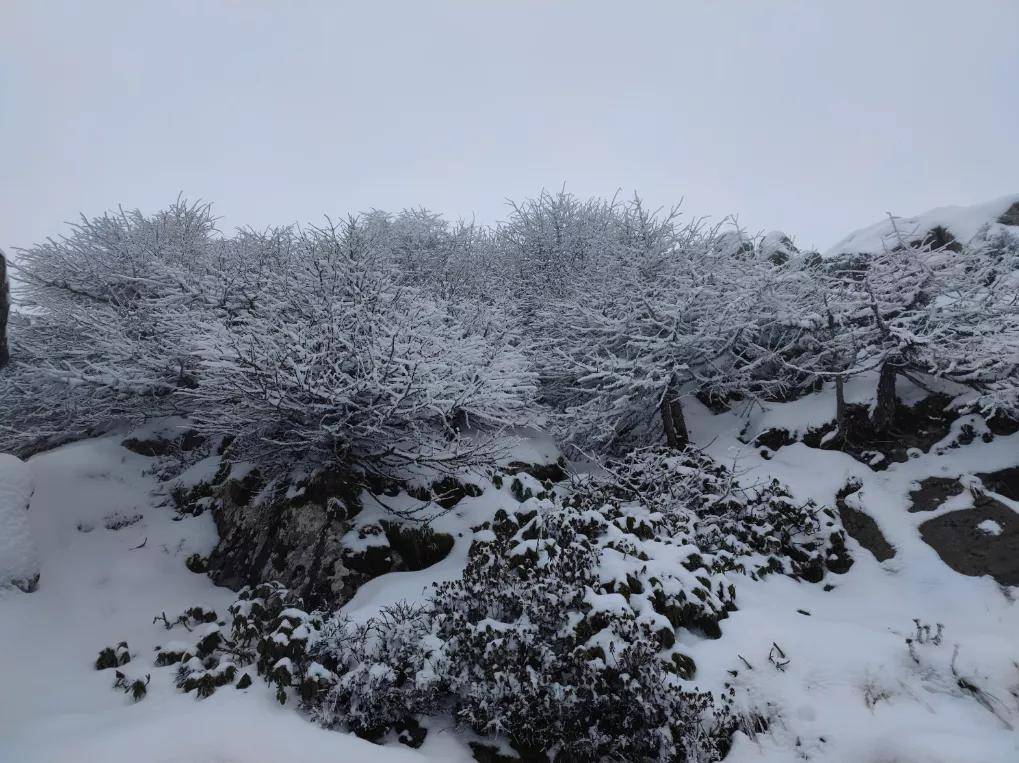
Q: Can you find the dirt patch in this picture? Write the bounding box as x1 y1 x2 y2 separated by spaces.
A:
835 482 896 561
804 396 959 470
919 498 1019 586
908 477 965 513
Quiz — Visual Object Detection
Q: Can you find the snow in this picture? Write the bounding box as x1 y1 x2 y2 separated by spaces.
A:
824 193 1019 258
0 452 38 592
686 393 1019 763
976 519 1003 536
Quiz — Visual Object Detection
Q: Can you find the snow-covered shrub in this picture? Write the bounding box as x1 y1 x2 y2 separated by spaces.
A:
309 604 444 739
303 496 733 759
430 498 733 760
522 198 801 453
95 641 131 670
0 200 217 452
1 204 536 478
129 448 844 759
307 449 843 758
112 671 150 702
572 448 852 581
778 228 1019 437
183 218 536 475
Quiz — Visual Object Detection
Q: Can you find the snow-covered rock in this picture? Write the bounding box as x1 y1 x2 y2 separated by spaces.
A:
759 230 800 263
825 193 1019 258
0 453 38 592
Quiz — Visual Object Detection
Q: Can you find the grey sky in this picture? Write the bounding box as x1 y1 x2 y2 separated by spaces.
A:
2 0 1017 254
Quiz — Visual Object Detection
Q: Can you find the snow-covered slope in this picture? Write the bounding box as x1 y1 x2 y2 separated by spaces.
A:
687 393 1019 763
825 193 1019 258
1 391 1018 762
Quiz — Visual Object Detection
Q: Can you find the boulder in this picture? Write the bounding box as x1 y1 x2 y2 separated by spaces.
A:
206 468 459 609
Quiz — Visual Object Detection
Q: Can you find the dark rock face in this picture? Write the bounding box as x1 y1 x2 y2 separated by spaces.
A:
207 469 371 610
909 477 965 513
976 466 1019 502
997 200 1019 226
205 469 458 610
919 498 1019 586
835 482 896 562
0 251 9 368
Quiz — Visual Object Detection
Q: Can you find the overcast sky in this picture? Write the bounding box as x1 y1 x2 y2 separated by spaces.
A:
2 0 1017 254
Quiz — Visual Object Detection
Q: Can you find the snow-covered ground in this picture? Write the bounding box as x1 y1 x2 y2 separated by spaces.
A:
0 437 472 763
1 386 1018 762
824 193 1019 258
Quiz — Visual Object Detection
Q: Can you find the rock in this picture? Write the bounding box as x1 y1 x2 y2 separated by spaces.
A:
505 458 569 484
206 467 457 609
382 521 454 571
206 468 368 609
759 230 799 265
997 200 1019 226
919 498 1019 586
0 453 39 592
421 476 484 509
752 427 796 452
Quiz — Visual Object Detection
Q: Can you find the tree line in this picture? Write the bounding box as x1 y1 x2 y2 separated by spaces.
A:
1 191 1016 470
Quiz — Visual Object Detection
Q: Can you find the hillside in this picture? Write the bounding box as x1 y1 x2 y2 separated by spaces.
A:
1 194 1018 762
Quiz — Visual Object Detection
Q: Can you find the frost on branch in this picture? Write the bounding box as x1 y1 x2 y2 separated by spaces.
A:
0 204 537 476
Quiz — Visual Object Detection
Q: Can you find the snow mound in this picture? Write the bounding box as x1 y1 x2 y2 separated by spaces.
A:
825 193 1019 258
0 453 39 592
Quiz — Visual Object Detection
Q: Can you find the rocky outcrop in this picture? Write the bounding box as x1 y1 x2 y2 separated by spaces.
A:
202 467 463 610
205 468 368 609
908 476 965 513
997 200 1019 226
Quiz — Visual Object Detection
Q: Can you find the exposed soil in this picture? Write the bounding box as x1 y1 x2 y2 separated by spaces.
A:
919 497 1019 586
835 482 896 562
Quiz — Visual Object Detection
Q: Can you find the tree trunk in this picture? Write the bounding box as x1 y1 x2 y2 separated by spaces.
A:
872 362 897 432
660 385 689 449
0 252 9 369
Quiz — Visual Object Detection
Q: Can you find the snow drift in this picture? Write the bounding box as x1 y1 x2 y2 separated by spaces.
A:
0 453 38 592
